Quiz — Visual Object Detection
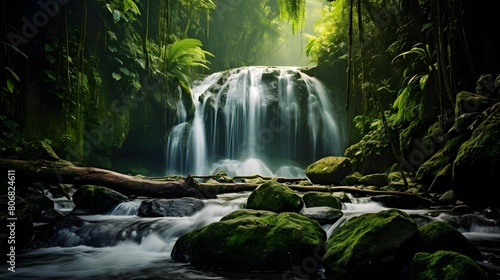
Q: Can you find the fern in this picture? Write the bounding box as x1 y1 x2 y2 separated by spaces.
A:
163 38 213 88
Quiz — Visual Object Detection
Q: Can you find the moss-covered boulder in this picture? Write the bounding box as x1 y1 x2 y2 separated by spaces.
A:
323 209 419 280
332 191 351 203
246 181 303 213
416 149 454 186
409 251 488 280
341 172 361 185
455 91 497 116
358 173 387 187
306 156 352 185
302 192 343 209
453 103 500 207
72 185 129 214
418 220 483 260
171 209 326 272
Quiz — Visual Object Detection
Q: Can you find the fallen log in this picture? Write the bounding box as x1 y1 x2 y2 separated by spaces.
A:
0 159 213 199
0 159 435 207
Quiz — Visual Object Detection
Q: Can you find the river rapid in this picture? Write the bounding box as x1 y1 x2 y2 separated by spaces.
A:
2 191 500 280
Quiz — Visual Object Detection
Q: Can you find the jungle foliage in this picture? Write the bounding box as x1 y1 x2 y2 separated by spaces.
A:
305 0 499 173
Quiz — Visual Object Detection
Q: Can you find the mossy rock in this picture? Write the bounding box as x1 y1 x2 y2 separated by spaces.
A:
453 103 500 207
306 156 352 185
418 220 483 260
323 209 419 280
341 174 361 186
409 250 487 280
332 191 351 203
358 173 387 187
72 185 128 214
171 209 326 272
302 192 343 209
246 181 303 213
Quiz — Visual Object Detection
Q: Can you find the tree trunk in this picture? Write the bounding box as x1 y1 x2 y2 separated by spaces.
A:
0 159 435 207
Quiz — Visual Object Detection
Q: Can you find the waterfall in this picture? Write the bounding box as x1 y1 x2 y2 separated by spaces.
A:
165 66 346 177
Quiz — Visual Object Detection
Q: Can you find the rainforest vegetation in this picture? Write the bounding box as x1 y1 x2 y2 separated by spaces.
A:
2 1 500 279
1 0 499 180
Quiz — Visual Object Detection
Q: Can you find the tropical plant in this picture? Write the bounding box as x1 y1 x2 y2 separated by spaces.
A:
161 38 213 88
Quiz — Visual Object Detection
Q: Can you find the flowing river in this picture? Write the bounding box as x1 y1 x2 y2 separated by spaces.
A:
2 191 500 279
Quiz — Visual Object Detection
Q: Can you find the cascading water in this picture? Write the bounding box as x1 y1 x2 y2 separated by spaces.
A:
8 192 500 280
165 66 346 177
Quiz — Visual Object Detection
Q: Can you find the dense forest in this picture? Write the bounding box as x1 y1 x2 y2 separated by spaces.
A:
2 1 500 279
1 0 499 201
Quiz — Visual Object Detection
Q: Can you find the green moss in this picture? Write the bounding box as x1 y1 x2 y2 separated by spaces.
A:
302 192 343 209
172 209 326 271
323 209 419 279
306 156 353 185
418 221 483 260
410 251 487 280
246 181 303 213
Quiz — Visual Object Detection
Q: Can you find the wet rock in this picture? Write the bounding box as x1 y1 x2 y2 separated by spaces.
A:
246 181 303 213
418 220 483 260
300 206 343 225
171 209 326 272
302 192 343 209
453 103 500 207
306 156 352 185
40 208 65 223
138 197 204 217
409 251 487 280
72 185 129 214
358 173 387 187
323 209 419 280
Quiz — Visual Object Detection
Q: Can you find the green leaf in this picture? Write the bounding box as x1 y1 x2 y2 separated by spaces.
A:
4 67 20 81
112 72 122 81
119 67 130 76
6 78 14 93
419 74 429 90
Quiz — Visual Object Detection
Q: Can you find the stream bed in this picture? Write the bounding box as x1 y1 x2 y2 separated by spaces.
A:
2 192 500 279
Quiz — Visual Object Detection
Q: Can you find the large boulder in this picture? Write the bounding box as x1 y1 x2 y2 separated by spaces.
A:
138 197 204 217
409 251 487 280
246 181 303 213
453 103 500 207
72 185 129 214
418 220 483 260
358 173 387 187
171 209 326 272
323 209 419 280
306 156 352 185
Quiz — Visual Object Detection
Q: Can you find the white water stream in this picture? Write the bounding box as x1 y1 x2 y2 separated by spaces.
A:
3 192 499 280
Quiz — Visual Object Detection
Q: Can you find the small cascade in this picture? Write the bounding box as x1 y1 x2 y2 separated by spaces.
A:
165 66 346 177
109 200 142 216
